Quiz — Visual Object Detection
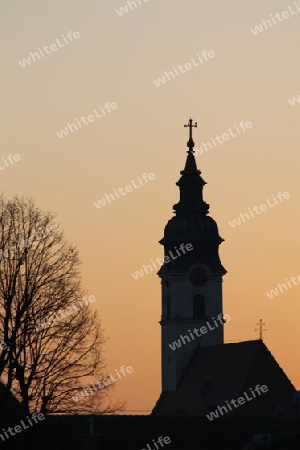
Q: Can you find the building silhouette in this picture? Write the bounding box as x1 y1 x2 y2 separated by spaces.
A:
152 120 296 418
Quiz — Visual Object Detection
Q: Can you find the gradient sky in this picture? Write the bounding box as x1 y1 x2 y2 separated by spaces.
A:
1 0 300 414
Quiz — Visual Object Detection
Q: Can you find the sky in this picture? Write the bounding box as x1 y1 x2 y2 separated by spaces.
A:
1 0 300 414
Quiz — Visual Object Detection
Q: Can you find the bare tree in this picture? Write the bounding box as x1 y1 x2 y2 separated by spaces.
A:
0 195 123 415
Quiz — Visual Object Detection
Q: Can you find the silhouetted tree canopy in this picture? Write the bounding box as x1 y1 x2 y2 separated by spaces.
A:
0 195 123 415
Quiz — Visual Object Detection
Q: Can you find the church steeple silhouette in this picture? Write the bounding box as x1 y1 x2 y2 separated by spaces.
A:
153 121 296 419
158 119 227 392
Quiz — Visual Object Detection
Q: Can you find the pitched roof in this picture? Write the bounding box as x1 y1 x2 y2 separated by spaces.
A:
152 340 296 417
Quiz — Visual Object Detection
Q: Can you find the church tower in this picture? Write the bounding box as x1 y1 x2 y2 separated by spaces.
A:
158 120 227 392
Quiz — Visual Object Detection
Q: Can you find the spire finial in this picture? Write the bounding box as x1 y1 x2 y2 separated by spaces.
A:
184 118 197 151
254 319 267 340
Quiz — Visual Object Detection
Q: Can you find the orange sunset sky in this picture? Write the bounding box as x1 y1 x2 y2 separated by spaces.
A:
1 0 300 413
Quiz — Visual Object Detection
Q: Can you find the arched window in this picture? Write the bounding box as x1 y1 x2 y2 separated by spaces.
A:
193 294 205 319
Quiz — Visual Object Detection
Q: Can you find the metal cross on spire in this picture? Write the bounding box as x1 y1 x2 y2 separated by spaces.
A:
184 118 197 140
254 319 267 340
184 118 197 151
